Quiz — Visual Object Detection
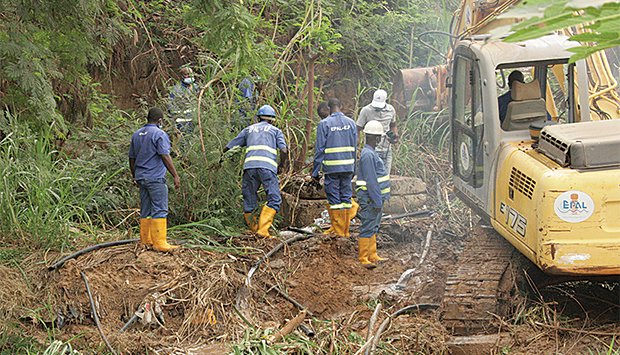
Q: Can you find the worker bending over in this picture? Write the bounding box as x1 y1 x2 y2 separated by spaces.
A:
356 120 390 268
312 98 357 237
129 107 181 252
224 104 288 238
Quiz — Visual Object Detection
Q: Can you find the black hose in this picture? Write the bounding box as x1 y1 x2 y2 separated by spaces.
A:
48 239 138 271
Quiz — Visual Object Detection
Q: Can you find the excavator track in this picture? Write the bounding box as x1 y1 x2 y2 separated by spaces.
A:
442 225 518 335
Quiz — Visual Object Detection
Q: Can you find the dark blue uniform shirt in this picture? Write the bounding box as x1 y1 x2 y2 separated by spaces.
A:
129 124 171 180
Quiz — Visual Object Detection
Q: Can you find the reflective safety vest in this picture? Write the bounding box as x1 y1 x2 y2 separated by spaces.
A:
225 121 287 174
311 112 358 177
168 82 199 123
356 145 390 206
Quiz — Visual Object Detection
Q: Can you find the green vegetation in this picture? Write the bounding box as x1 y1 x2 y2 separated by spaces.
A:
502 0 620 62
0 0 455 251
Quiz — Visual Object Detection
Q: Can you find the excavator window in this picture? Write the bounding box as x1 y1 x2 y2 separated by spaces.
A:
496 61 574 130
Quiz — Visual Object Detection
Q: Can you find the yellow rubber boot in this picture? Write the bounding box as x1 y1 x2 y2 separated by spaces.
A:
331 209 347 237
368 234 388 262
323 205 336 235
350 199 359 220
358 238 376 269
343 208 351 237
151 218 179 252
139 218 153 246
244 212 258 233
256 206 277 238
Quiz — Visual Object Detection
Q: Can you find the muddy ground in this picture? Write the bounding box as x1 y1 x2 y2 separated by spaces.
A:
1 212 619 354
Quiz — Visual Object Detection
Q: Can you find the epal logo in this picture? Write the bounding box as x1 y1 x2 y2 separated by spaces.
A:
554 190 594 223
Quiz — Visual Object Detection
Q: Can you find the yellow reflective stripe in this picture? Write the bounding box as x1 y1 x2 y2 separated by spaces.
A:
356 186 367 191
246 145 277 154
245 156 277 167
323 159 355 166
356 180 367 186
325 146 355 154
377 175 390 183
342 203 352 208
381 187 391 194
330 203 345 209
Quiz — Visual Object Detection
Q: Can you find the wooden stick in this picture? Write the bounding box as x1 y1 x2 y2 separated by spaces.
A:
364 303 382 355
269 310 307 343
81 272 116 355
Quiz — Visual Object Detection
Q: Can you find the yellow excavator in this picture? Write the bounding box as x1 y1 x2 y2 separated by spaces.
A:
395 0 620 334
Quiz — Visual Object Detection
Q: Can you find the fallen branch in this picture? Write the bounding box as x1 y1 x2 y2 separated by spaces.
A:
49 239 138 271
269 310 307 343
395 231 432 289
369 304 440 355
364 303 382 355
81 272 116 355
353 336 374 355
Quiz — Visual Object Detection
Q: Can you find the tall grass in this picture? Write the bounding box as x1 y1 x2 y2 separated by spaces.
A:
0 112 129 249
393 109 451 179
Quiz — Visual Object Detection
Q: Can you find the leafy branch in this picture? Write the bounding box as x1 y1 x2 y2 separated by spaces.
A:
501 0 620 62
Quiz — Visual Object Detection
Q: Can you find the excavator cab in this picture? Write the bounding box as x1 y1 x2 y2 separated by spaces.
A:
451 34 588 220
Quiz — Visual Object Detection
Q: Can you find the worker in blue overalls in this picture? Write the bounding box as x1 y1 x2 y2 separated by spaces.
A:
356 120 390 268
129 107 181 252
224 104 288 237
311 98 358 237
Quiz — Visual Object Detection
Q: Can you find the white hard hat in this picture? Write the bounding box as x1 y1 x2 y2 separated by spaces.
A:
371 89 387 108
363 120 384 135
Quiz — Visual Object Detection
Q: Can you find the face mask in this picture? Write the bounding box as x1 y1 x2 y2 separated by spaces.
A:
182 77 195 85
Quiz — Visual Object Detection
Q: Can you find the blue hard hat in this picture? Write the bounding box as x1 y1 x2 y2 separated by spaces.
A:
257 104 276 119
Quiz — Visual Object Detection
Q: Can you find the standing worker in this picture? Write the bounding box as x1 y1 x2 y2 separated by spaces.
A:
356 89 399 174
224 104 288 238
168 66 200 135
356 120 390 268
316 101 359 235
312 98 358 237
129 107 181 252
